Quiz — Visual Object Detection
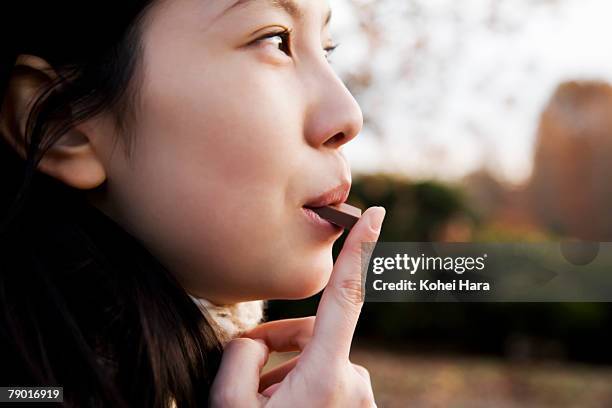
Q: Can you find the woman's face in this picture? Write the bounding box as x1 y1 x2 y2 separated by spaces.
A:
88 0 363 304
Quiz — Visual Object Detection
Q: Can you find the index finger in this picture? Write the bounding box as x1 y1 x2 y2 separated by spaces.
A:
307 206 385 362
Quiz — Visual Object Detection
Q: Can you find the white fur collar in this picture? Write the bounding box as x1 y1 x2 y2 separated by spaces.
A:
188 295 266 345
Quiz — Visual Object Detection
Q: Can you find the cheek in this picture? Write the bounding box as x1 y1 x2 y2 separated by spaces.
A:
141 53 303 188
136 59 295 213
142 78 298 235
114 60 333 300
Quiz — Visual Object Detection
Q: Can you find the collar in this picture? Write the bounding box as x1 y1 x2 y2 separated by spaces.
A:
188 295 266 345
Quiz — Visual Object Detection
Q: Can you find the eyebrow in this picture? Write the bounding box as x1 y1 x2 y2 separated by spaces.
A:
225 0 332 27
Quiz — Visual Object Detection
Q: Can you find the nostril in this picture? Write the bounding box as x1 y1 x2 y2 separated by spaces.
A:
324 132 345 147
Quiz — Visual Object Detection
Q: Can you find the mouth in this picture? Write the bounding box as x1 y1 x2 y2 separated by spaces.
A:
302 181 351 210
301 181 351 234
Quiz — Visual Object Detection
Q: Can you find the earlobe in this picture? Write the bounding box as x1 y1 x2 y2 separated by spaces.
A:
1 54 107 190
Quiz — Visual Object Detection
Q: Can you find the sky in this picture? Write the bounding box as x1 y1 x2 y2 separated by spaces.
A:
329 0 612 184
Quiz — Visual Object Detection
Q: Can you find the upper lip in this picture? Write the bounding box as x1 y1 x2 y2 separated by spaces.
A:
303 181 351 208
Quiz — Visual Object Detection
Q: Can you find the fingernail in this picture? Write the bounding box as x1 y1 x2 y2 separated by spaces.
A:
368 207 386 233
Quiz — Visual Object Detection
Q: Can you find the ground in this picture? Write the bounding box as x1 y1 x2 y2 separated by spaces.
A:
265 345 612 407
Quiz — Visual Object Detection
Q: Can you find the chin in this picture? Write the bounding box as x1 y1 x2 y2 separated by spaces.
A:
273 252 334 300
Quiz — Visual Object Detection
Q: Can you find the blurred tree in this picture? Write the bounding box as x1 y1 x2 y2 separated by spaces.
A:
336 0 568 140
348 174 469 241
528 81 612 240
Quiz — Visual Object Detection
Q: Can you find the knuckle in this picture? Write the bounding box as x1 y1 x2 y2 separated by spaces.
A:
360 394 377 408
225 337 262 355
313 365 376 407
355 384 376 408
333 278 364 307
314 365 349 401
225 337 251 351
351 365 375 407
354 364 371 380
319 379 349 405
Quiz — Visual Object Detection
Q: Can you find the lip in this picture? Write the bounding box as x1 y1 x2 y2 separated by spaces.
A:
302 181 351 209
301 207 344 235
300 181 351 237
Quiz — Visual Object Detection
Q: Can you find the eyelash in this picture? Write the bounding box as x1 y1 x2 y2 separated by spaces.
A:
255 29 340 61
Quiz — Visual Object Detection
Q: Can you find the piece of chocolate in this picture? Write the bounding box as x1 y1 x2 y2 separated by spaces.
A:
310 203 362 230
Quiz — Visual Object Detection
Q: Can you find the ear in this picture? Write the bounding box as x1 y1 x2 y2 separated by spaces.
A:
0 54 106 190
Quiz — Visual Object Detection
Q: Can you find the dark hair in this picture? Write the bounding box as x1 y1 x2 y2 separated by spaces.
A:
0 2 223 407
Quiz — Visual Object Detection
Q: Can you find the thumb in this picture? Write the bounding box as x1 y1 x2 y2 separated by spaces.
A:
210 338 269 407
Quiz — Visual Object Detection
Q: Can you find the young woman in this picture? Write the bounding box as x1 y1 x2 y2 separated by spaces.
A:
0 0 386 406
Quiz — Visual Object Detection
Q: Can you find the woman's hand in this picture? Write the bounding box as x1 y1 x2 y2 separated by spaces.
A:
209 207 386 407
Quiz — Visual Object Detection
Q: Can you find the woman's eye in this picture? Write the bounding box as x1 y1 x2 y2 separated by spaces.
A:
256 30 292 56
253 31 339 62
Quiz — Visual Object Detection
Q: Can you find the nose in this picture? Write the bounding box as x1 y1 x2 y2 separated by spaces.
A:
303 65 364 149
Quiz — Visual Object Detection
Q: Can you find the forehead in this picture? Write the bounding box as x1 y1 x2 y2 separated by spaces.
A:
225 0 304 18
215 0 331 24
143 0 331 43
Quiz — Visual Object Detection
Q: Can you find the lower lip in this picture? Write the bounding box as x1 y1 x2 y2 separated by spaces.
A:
301 207 343 236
